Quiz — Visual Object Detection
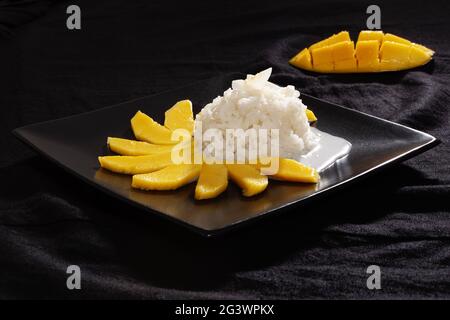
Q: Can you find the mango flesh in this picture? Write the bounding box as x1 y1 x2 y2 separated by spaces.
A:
290 30 433 73
107 137 174 156
132 164 202 191
289 48 312 70
195 164 228 200
98 152 173 174
334 56 357 72
379 41 411 69
164 100 194 134
383 33 410 45
355 40 380 71
331 41 355 61
227 164 268 197
357 30 383 43
309 31 351 51
311 45 334 67
254 158 319 183
131 111 176 145
305 109 317 122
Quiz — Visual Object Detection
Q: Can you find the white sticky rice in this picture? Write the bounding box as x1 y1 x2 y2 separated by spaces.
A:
194 68 319 161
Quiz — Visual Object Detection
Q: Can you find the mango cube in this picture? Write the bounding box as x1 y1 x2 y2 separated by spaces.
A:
311 45 333 66
309 31 350 50
331 41 355 61
335 58 357 72
357 30 383 43
380 41 411 64
355 40 380 70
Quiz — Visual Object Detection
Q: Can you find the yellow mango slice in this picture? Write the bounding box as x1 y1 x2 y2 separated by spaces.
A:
305 109 317 122
290 30 433 73
131 111 176 145
289 48 312 71
107 137 173 156
227 164 268 197
412 43 434 57
357 30 383 44
195 164 228 200
309 31 350 50
132 164 201 191
98 152 173 175
164 100 194 134
409 45 433 67
255 158 319 183
274 159 319 183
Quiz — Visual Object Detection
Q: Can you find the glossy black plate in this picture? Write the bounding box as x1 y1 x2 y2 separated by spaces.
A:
13 73 438 236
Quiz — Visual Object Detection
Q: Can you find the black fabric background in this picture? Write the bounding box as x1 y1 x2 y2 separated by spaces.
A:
0 0 449 299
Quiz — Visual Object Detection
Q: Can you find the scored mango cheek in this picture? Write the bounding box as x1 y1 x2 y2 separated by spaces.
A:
289 30 434 73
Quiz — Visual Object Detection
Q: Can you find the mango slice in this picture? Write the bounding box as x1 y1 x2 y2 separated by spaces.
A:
164 100 194 134
255 158 319 183
131 111 176 145
195 164 228 200
309 31 351 51
98 152 173 175
289 48 312 71
132 164 201 191
256 158 319 183
290 30 434 73
305 109 317 122
107 137 174 156
227 164 268 197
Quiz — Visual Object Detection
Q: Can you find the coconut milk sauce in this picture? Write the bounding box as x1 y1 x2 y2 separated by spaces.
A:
298 127 352 172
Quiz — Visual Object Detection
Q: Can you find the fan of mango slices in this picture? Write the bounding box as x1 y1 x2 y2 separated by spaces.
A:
98 100 320 200
290 30 434 73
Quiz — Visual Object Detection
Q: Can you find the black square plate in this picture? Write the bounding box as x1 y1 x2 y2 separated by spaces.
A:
13 73 438 236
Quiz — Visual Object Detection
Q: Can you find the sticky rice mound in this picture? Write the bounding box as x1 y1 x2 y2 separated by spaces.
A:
194 68 319 161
